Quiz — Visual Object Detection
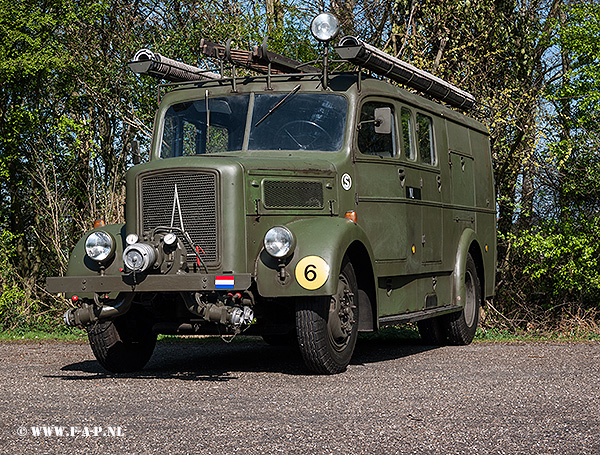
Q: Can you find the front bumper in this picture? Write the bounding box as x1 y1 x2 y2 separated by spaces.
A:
46 273 252 294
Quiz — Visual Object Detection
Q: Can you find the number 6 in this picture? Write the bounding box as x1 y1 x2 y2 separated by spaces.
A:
304 264 317 282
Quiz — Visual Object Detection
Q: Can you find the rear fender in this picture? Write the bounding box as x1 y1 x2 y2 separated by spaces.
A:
452 228 483 308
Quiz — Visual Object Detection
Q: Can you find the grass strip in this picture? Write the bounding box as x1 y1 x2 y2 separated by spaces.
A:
1 325 599 343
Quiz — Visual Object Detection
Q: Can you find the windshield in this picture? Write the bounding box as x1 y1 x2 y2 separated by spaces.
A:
160 92 347 158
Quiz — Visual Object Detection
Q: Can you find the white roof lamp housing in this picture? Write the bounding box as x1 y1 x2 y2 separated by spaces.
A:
310 13 340 42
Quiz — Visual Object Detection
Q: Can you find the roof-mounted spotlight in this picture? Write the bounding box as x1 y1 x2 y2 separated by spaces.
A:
310 13 340 43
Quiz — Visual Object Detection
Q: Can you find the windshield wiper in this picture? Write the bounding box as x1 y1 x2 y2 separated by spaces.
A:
254 84 301 127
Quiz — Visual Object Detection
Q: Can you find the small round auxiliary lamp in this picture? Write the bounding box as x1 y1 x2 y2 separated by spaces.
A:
310 13 340 89
310 12 340 43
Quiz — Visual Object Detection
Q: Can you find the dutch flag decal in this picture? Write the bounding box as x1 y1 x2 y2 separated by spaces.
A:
215 275 235 290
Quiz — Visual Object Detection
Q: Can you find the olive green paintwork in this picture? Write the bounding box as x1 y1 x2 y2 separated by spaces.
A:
46 223 126 300
48 71 496 328
253 217 375 297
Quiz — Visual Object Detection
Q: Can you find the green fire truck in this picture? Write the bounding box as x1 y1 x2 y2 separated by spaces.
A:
47 13 496 374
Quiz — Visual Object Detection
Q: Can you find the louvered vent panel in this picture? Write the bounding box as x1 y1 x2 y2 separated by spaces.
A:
263 181 324 209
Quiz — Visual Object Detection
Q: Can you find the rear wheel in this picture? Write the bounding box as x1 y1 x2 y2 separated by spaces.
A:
295 259 359 374
87 305 156 373
446 253 481 345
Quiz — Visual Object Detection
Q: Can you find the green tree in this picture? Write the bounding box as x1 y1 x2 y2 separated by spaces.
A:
505 0 600 319
0 0 320 330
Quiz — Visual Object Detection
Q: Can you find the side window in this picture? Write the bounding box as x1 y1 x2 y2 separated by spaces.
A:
417 113 436 165
401 107 414 160
358 101 396 158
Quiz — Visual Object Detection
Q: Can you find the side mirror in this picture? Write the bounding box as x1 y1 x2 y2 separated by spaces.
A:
374 107 392 134
132 140 141 165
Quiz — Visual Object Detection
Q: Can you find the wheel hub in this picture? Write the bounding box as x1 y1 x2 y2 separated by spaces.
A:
464 270 476 327
329 277 356 343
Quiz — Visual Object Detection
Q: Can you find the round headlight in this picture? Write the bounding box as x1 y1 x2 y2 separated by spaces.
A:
85 231 115 262
310 13 340 42
264 226 295 259
123 243 157 272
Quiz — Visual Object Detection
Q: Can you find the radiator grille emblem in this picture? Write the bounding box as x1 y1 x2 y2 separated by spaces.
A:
170 184 185 231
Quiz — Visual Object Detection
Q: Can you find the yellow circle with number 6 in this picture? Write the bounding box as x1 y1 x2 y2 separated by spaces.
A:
295 256 330 290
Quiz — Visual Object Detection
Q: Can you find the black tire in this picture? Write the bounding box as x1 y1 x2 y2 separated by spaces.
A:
87 305 156 373
295 259 359 374
417 316 448 345
446 253 481 345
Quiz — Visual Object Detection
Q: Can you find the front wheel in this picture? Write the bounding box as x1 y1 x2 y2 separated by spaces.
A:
87 305 156 373
295 259 359 374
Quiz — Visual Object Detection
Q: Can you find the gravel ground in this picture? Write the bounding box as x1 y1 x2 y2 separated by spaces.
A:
0 337 599 454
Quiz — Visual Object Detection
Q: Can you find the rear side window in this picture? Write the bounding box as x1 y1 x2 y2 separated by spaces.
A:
401 107 414 160
417 113 435 165
358 101 396 158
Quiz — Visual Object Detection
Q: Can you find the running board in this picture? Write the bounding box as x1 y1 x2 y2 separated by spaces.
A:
378 305 462 326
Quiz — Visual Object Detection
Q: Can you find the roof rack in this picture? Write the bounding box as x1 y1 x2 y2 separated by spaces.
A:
129 39 318 84
335 36 476 110
128 34 476 111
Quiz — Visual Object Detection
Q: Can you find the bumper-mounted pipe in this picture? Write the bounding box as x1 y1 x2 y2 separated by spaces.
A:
63 293 135 327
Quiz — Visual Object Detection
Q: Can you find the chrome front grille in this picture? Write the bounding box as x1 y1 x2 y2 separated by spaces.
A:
140 171 218 264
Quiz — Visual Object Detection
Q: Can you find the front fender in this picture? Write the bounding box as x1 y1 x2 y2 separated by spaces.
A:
255 217 374 298
65 224 126 278
51 224 126 299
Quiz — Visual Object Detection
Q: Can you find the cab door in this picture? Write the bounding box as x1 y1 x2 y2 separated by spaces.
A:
354 99 407 266
354 99 422 316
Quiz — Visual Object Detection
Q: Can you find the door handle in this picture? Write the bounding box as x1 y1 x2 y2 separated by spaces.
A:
398 168 406 187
